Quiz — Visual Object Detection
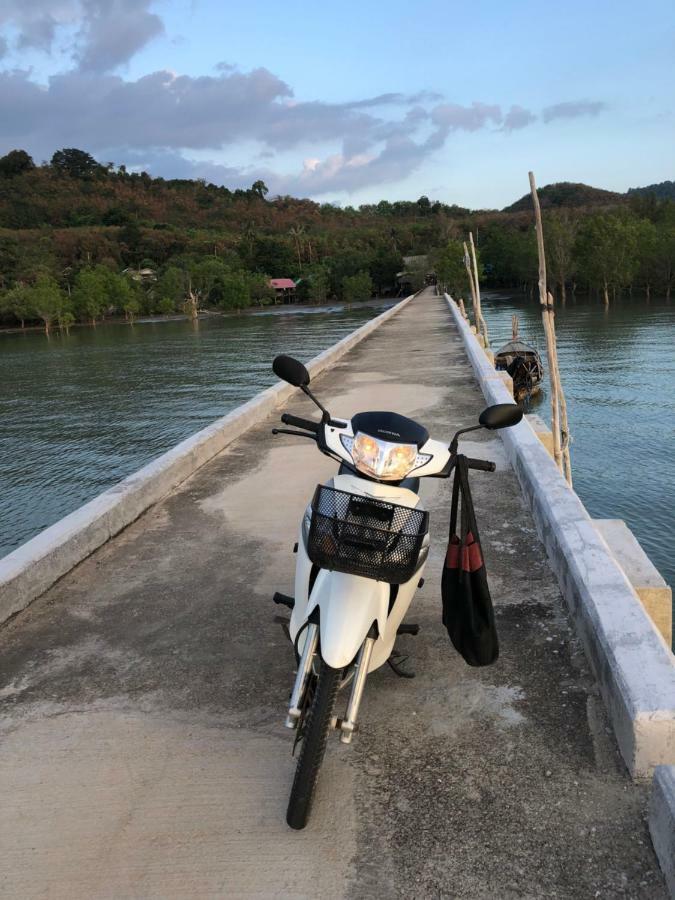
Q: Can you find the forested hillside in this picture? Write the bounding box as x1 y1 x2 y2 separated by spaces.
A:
0 147 673 331
504 182 624 212
628 181 675 201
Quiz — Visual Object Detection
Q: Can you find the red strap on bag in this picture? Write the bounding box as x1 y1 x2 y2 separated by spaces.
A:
445 531 484 572
446 455 485 572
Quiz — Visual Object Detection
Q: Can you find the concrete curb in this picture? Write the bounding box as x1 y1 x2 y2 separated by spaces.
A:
446 294 675 778
0 294 416 626
649 766 675 898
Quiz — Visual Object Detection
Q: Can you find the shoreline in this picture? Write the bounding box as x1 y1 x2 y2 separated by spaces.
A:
0 293 416 622
0 295 400 337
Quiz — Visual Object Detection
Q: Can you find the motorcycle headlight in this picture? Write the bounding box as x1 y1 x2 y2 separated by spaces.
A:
344 432 419 481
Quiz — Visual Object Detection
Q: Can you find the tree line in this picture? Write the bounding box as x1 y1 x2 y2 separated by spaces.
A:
434 203 675 303
1 146 673 332
0 149 415 331
0 250 395 334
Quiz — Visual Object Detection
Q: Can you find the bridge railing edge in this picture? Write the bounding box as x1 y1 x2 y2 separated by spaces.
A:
445 293 675 781
0 293 418 627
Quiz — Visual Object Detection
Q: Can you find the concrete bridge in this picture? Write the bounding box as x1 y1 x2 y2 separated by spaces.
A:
0 289 672 898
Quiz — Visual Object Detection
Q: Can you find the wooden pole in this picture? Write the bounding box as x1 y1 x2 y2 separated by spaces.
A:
458 297 467 319
547 290 573 484
463 241 478 330
529 171 572 484
469 231 489 347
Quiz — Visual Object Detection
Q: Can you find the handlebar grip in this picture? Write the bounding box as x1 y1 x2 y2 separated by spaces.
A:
464 457 496 472
281 412 319 433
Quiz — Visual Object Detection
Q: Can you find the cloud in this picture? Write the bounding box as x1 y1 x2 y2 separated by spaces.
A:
341 92 409 109
120 148 252 188
341 90 443 110
0 12 607 201
0 0 163 70
0 36 7 59
542 100 607 123
502 104 537 131
75 1 164 72
431 101 502 133
0 64 536 195
0 1 79 52
272 137 435 195
0 66 295 154
131 138 442 199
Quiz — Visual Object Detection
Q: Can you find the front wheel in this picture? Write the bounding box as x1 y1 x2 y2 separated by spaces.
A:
286 659 340 829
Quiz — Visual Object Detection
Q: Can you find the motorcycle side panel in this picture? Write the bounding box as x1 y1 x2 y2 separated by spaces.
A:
368 566 425 670
290 527 313 639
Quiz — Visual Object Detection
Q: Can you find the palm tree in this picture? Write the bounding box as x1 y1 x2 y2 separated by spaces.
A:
251 180 269 200
289 225 306 268
240 220 257 264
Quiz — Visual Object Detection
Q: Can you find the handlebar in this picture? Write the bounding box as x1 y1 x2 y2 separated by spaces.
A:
281 412 320 434
464 456 496 472
274 414 496 474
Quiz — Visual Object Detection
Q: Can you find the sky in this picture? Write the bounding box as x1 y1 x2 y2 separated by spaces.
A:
0 0 673 209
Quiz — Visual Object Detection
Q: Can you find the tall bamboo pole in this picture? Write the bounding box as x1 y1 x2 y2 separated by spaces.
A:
463 240 478 330
547 290 572 483
469 231 489 347
529 171 572 484
529 171 562 473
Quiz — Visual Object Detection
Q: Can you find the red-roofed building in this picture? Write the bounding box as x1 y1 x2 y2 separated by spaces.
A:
269 278 297 303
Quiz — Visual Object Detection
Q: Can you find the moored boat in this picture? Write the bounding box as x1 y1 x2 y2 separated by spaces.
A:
494 316 543 402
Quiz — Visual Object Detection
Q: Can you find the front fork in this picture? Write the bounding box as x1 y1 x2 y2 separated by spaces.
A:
284 624 374 745
338 636 374 744
285 624 319 729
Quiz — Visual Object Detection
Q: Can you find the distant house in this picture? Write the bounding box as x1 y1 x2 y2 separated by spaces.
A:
269 278 297 303
123 267 157 283
396 255 436 294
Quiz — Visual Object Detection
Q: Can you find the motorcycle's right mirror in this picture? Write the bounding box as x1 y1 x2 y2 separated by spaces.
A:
273 355 310 387
479 403 523 430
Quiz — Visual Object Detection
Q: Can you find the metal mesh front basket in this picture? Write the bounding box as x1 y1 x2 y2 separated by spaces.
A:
307 484 429 584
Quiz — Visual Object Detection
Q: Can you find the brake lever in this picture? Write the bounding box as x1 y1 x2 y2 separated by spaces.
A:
271 428 318 440
429 452 457 479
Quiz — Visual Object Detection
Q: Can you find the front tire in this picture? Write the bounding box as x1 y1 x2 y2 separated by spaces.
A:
286 659 340 830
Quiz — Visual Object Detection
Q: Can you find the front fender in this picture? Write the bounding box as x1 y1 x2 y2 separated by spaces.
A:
306 570 389 669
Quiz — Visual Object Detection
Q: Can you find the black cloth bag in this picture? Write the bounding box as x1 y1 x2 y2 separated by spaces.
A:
441 454 499 666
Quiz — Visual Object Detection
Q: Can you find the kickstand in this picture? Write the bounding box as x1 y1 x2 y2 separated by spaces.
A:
273 614 291 644
387 649 415 679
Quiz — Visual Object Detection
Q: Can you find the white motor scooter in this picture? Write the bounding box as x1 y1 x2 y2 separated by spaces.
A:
271 354 522 829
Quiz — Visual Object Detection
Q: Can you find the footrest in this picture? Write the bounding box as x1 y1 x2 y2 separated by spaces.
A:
273 592 295 609
397 623 420 636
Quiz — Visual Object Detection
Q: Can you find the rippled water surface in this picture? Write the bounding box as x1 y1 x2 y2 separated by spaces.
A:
0 302 394 557
480 291 675 591
3 293 674 603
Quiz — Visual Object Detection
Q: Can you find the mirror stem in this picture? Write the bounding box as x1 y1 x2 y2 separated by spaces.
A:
301 384 331 419
449 424 483 455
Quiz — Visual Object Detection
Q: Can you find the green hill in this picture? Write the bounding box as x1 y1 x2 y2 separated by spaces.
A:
627 181 675 201
504 181 624 213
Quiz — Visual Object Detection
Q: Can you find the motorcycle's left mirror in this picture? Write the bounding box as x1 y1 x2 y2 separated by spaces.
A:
273 354 310 387
479 403 523 430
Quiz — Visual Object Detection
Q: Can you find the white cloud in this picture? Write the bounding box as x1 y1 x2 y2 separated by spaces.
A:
0 4 609 197
0 0 163 70
502 105 537 131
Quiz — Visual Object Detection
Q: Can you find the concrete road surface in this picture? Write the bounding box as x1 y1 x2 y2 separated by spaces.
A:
0 291 666 898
